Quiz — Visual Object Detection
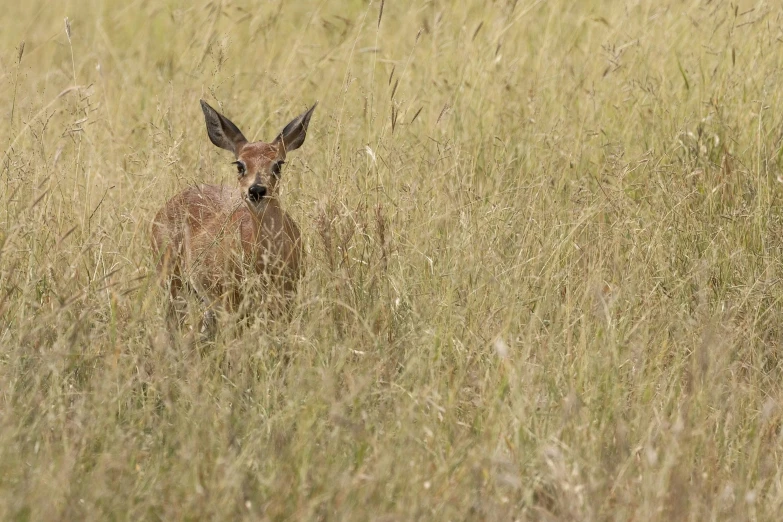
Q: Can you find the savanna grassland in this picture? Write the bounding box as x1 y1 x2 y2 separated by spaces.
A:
2 0 783 519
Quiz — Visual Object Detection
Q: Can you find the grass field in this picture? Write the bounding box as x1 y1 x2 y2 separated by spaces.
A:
2 0 783 519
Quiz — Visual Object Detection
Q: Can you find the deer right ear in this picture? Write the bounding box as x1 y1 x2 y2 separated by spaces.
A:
200 100 248 156
274 103 317 155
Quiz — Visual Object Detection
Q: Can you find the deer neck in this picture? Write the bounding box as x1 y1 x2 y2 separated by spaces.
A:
232 197 284 237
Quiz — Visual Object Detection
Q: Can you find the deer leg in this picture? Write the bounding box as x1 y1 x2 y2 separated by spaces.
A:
155 245 188 333
165 276 182 330
183 277 219 342
200 305 217 341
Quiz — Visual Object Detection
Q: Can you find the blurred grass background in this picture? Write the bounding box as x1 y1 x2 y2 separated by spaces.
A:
2 0 783 519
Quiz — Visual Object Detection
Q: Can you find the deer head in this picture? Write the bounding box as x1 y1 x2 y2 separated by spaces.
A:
199 100 316 210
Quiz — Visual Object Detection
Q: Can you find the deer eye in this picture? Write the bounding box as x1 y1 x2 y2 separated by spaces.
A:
271 160 284 177
233 161 246 177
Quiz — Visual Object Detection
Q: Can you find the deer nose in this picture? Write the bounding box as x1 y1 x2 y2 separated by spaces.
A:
248 184 267 202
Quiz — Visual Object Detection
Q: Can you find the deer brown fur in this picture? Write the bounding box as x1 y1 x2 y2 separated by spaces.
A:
151 100 316 336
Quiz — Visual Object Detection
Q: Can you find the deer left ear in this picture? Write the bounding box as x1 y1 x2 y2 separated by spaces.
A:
274 103 317 156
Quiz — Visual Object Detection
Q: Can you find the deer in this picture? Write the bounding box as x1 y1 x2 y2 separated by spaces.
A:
151 99 316 338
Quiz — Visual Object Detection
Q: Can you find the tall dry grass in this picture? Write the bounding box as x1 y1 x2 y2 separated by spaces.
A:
2 0 783 519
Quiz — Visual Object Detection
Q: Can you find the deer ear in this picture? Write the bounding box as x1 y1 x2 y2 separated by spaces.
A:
274 103 317 155
200 100 248 156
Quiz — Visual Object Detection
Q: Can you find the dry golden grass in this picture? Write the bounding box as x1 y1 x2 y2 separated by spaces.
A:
2 0 783 519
